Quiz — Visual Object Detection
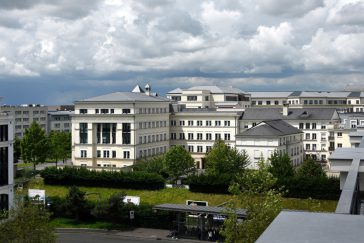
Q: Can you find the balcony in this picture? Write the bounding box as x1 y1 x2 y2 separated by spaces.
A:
328 136 335 141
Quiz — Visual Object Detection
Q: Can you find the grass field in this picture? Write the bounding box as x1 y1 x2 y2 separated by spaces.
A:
25 178 337 212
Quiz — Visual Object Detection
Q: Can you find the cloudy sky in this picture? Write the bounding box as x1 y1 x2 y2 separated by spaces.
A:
0 0 364 104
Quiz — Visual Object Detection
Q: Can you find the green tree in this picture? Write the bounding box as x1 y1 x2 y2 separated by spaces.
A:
0 202 55 243
48 131 71 167
133 155 167 176
163 145 196 182
205 139 250 176
21 122 49 172
269 152 294 182
92 192 126 224
221 160 282 243
296 157 326 178
13 136 22 164
64 186 91 220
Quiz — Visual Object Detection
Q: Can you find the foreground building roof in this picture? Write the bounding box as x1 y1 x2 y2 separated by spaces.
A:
257 211 364 243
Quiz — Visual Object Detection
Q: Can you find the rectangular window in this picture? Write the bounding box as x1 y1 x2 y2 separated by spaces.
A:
299 123 304 129
79 123 88 144
123 151 130 159
122 123 131 144
122 109 131 114
337 132 342 137
0 125 8 142
305 123 310 129
172 96 181 101
101 109 109 114
171 133 176 140
338 143 342 148
206 133 212 140
215 133 221 140
179 133 185 140
312 133 317 140
110 109 114 114
206 121 212 126
79 109 88 114
188 133 194 140
81 150 87 158
197 121 203 126
312 123 316 129
112 151 116 158
103 150 110 158
102 123 111 144
179 120 185 126
224 133 231 141
0 147 9 186
224 121 230 126
215 121 221 126
197 146 203 152
188 146 194 153
97 150 101 158
187 96 197 101
188 120 194 126
197 133 203 140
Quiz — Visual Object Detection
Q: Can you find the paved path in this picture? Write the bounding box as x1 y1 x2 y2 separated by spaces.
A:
56 228 204 243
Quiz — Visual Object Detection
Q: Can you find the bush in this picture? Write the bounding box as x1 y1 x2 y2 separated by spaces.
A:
277 176 340 200
187 174 233 194
41 167 165 190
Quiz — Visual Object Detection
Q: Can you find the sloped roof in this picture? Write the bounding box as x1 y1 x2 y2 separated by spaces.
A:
77 92 169 103
250 92 293 98
238 120 302 137
242 108 339 120
131 85 145 93
167 86 247 94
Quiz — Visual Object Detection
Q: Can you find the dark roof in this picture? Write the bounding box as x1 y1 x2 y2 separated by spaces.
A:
238 120 302 137
289 91 302 96
77 92 170 103
153 203 246 218
348 91 361 97
256 211 364 243
242 108 338 121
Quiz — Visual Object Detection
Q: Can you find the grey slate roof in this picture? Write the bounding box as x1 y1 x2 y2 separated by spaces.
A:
168 86 247 94
256 211 364 243
77 92 170 103
250 91 293 98
238 120 302 137
242 108 339 121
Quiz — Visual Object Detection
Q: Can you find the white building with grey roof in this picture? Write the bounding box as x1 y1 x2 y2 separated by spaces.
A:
236 120 304 168
240 106 340 162
72 84 170 168
167 86 251 111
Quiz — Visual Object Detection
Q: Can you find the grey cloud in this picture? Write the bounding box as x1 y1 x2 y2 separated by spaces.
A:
0 0 42 10
329 2 364 26
257 0 324 17
0 15 23 28
156 11 203 36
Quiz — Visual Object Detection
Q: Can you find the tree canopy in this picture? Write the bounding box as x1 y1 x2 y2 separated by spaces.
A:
221 159 282 243
163 145 196 182
205 139 250 176
0 202 55 243
268 152 294 182
21 122 49 171
296 157 326 178
48 131 71 167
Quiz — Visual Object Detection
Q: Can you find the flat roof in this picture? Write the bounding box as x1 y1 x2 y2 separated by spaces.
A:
153 203 246 218
257 211 364 243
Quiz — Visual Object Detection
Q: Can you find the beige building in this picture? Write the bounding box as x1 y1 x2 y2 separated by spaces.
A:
0 99 14 211
72 85 170 168
167 86 251 111
1 104 47 138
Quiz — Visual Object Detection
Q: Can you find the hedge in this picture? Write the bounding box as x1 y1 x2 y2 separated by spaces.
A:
186 174 233 194
41 167 165 190
277 176 341 200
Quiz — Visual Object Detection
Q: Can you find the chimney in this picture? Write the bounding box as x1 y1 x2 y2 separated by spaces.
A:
283 104 289 116
145 84 151 96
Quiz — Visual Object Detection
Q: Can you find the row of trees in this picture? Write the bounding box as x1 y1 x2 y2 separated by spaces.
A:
15 122 71 171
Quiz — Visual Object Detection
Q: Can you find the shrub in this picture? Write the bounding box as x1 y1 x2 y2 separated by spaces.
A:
277 176 340 200
187 174 233 194
41 167 165 190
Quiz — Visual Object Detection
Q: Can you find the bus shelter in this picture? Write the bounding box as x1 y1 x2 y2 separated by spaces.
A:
153 203 246 241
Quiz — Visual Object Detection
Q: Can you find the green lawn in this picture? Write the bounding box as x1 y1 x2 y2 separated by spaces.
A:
26 178 337 212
